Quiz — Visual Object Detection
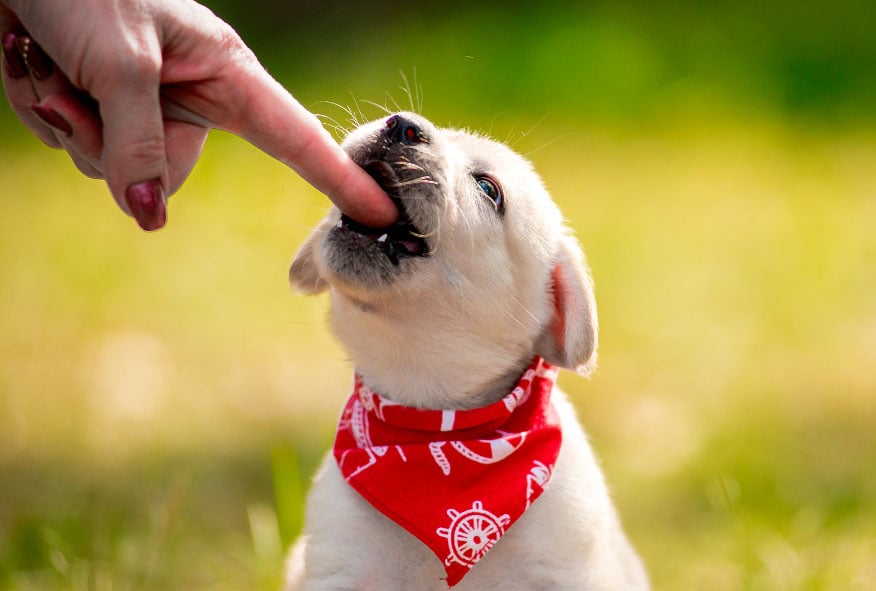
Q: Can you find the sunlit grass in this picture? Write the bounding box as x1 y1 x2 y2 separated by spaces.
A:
1 114 874 589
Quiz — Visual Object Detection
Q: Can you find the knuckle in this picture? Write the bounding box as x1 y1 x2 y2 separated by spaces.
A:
113 47 161 81
84 39 161 93
213 21 257 69
112 132 165 164
212 18 247 53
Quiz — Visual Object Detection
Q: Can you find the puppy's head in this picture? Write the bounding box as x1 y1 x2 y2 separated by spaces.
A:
291 113 597 391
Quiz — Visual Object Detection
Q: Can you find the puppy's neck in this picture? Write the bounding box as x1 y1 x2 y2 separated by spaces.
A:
329 293 539 410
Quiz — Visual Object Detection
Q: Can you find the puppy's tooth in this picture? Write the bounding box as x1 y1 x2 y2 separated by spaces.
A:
337 219 344 228
377 234 389 243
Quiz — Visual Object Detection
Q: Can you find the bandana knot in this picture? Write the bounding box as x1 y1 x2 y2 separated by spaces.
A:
333 356 562 587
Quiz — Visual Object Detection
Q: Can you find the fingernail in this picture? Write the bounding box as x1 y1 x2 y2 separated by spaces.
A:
15 35 53 80
125 180 167 232
1 33 28 79
30 103 73 137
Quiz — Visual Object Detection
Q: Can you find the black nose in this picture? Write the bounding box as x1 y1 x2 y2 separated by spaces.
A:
385 114 426 145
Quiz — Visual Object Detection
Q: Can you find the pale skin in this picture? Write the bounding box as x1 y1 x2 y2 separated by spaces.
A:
0 0 398 231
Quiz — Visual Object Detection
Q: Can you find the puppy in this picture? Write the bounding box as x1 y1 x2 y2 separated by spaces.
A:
285 113 649 590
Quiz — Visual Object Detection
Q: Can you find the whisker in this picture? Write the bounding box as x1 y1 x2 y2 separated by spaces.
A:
316 100 360 130
406 227 439 239
324 123 349 138
314 100 354 118
413 68 423 113
391 161 429 173
314 113 351 137
504 121 522 146
399 69 423 114
523 132 575 158
423 223 442 255
385 91 403 114
348 92 366 127
386 178 439 188
361 99 392 116
399 70 414 112
510 113 550 150
488 112 503 138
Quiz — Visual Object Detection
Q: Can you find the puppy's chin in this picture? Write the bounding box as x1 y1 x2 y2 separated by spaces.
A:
320 228 423 291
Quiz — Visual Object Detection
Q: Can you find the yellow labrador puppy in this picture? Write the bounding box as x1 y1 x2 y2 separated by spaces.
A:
285 113 649 590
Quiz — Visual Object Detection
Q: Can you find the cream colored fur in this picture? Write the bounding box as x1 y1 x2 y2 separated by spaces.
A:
285 113 649 590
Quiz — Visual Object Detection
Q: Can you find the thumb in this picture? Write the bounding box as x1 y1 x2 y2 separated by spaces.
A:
98 66 169 231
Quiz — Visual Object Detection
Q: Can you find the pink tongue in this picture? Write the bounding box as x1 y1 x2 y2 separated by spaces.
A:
398 239 423 254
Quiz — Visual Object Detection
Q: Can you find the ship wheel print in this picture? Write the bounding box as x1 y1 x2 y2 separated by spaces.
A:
436 501 511 567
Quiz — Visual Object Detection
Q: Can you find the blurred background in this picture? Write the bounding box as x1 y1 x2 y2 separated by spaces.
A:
1 0 874 589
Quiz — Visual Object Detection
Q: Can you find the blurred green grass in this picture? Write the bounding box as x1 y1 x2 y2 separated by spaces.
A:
2 1 876 590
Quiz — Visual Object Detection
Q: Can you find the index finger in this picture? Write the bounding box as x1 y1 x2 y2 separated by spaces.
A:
228 69 398 227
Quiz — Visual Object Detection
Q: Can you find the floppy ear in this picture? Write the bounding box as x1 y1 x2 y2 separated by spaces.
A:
289 229 329 295
535 234 599 375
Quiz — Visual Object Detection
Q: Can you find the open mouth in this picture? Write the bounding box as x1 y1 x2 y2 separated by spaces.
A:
335 215 428 266
335 161 430 266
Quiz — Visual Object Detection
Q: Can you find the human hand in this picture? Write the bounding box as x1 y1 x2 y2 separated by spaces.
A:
0 0 397 231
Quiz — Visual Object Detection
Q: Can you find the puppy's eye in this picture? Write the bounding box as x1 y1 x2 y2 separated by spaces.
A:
475 175 504 214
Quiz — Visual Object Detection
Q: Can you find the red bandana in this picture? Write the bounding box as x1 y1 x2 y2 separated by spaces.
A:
332 356 562 587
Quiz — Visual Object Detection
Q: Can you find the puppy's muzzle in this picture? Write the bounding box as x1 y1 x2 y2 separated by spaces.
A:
334 114 435 266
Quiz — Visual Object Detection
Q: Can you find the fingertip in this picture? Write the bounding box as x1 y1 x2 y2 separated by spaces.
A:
101 116 170 229
37 94 105 169
124 179 167 232
30 103 73 137
328 165 399 228
2 32 28 79
343 187 399 228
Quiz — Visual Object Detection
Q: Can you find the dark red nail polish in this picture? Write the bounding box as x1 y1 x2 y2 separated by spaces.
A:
125 180 166 231
15 35 53 80
30 104 73 137
1 33 28 79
